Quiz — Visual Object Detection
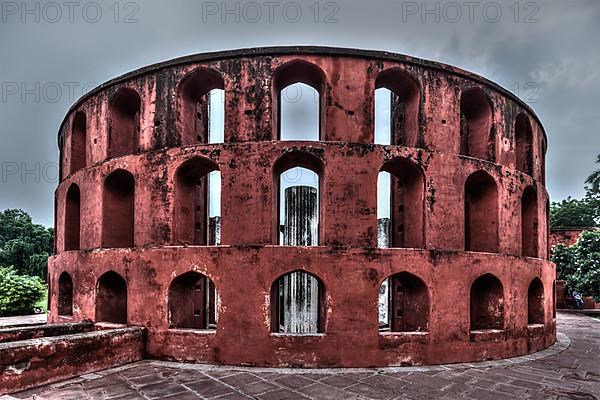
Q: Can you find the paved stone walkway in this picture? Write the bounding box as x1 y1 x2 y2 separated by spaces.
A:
8 312 600 399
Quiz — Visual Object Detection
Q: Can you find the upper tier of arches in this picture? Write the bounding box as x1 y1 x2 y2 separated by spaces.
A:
56 144 551 260
58 48 547 183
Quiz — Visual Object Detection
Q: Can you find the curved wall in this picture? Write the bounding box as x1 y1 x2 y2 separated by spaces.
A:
49 47 555 367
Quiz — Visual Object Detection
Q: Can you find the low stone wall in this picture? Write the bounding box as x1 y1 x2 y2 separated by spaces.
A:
583 296 600 310
550 228 587 249
0 321 93 343
0 327 145 395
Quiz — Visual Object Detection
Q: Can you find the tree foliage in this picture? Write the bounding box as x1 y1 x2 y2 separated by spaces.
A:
548 155 600 300
552 243 576 281
585 154 600 194
550 191 600 229
0 267 45 317
0 209 53 279
551 230 600 302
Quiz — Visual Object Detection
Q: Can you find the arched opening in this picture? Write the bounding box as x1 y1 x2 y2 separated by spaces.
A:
521 186 539 257
378 158 425 248
96 271 127 324
470 273 504 330
515 113 533 175
528 278 544 325
374 69 420 146
178 68 225 145
378 272 429 332
108 88 141 158
270 270 325 334
174 157 220 245
273 151 323 246
64 183 81 251
168 271 217 329
70 111 86 174
58 272 73 316
102 170 135 248
273 60 325 141
465 171 498 252
460 87 493 161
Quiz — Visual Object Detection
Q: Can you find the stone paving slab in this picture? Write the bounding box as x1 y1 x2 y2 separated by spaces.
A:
4 312 600 399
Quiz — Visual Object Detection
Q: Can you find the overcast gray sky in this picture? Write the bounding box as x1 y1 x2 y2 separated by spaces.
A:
1 0 598 227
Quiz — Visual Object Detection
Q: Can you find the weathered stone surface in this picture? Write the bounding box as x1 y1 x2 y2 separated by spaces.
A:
11 313 599 400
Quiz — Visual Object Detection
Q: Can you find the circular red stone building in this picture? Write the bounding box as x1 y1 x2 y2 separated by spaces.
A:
49 47 555 367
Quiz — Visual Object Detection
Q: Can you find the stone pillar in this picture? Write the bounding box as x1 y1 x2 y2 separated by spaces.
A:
280 272 320 333
208 216 221 245
281 185 320 333
378 217 391 248
283 186 318 246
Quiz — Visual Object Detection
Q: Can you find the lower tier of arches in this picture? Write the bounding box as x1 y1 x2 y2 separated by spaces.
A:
48 246 556 367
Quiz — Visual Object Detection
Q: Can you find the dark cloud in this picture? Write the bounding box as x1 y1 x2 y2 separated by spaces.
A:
1 0 598 226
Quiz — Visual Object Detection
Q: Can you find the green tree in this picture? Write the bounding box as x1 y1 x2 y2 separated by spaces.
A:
550 196 598 229
551 243 576 280
550 155 600 229
0 209 53 279
571 230 600 301
551 230 600 302
0 267 45 317
26 253 51 279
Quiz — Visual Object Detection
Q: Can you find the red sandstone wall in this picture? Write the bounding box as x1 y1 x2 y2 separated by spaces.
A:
55 50 550 256
49 247 555 367
550 228 586 248
49 47 554 367
54 142 548 254
556 280 568 309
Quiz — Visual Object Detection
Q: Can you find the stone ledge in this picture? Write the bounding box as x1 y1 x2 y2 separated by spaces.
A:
469 329 505 342
0 321 93 343
0 327 146 395
0 315 46 329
